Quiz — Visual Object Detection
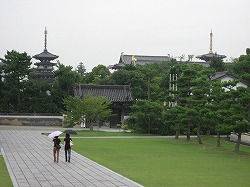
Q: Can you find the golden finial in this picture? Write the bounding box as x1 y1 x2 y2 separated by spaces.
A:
132 55 137 62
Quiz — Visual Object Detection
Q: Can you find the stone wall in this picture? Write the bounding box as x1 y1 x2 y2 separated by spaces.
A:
0 115 64 126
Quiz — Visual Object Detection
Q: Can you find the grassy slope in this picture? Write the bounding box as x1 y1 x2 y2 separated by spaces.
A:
0 155 13 187
73 136 250 187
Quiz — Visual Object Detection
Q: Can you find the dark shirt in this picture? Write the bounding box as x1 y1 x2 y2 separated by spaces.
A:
64 137 72 150
53 138 61 148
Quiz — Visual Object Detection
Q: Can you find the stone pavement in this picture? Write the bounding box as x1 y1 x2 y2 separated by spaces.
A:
0 126 143 187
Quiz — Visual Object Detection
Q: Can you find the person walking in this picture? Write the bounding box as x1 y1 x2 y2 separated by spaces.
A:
53 136 61 163
64 133 73 162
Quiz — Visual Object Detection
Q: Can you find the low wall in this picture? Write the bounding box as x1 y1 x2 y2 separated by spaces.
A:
229 134 250 146
0 115 64 126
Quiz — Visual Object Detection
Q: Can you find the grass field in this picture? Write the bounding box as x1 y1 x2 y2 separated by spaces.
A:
66 130 156 137
2 132 250 187
73 136 250 187
0 155 13 187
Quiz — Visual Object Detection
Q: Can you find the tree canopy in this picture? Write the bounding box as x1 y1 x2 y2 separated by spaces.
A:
63 95 112 130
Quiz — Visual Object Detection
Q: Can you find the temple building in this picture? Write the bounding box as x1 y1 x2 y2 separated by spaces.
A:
196 30 226 66
109 52 171 69
33 28 58 83
74 84 133 127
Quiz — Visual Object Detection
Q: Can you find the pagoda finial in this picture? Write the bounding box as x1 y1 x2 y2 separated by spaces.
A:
209 29 213 54
44 27 48 50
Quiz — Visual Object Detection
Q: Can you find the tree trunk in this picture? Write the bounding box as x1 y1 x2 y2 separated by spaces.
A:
175 130 179 139
197 124 203 144
175 123 179 139
148 122 151 134
216 132 220 147
89 123 94 131
206 129 211 136
235 133 241 151
147 76 150 100
187 124 191 141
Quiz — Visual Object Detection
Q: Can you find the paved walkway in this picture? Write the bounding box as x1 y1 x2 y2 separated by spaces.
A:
0 126 143 187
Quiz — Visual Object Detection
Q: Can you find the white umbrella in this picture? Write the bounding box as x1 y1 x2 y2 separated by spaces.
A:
48 131 63 139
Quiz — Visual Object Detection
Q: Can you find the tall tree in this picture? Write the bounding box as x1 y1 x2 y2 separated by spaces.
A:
173 64 212 143
174 64 198 141
232 48 250 83
0 50 32 112
83 65 110 84
163 105 185 138
108 67 147 99
63 95 112 130
52 63 81 111
228 86 250 151
130 99 164 134
189 73 211 144
18 79 58 113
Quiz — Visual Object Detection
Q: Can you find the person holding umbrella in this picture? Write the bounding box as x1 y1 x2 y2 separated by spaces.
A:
48 131 62 163
53 136 61 163
64 133 73 162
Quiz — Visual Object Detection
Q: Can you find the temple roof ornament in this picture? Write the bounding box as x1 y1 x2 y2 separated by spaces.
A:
33 27 59 62
44 27 47 50
209 30 213 54
131 55 137 62
196 30 226 62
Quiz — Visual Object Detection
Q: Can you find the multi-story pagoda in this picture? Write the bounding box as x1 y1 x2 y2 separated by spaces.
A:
33 28 58 83
196 30 226 64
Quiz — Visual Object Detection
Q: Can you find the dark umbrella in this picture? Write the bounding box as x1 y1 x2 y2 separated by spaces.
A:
63 129 77 135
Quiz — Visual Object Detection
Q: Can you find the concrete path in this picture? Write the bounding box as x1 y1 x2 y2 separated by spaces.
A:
0 126 143 187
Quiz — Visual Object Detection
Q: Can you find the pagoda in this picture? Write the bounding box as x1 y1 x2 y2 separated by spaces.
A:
33 27 58 83
196 30 226 63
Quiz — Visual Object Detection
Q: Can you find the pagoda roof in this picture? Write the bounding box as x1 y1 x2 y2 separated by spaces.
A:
196 52 226 62
34 61 56 66
74 84 133 102
33 49 59 61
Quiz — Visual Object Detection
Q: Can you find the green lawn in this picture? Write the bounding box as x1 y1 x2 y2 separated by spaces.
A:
0 155 13 187
73 136 250 187
43 130 154 137
68 130 156 137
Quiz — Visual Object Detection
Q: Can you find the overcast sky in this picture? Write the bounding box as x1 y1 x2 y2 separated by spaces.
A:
1 0 249 72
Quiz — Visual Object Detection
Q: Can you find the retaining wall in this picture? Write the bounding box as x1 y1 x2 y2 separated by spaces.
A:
0 114 64 126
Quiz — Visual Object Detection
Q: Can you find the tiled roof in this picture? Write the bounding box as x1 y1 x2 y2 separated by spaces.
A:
119 54 170 65
196 53 226 62
74 84 133 102
210 71 230 81
210 71 250 86
33 49 59 61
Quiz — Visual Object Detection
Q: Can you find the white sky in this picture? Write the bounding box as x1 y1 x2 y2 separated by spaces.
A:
1 0 250 72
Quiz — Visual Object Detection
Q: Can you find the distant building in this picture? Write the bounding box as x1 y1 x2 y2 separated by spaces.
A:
74 84 133 127
33 28 58 83
210 71 249 90
109 52 171 69
196 30 226 66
